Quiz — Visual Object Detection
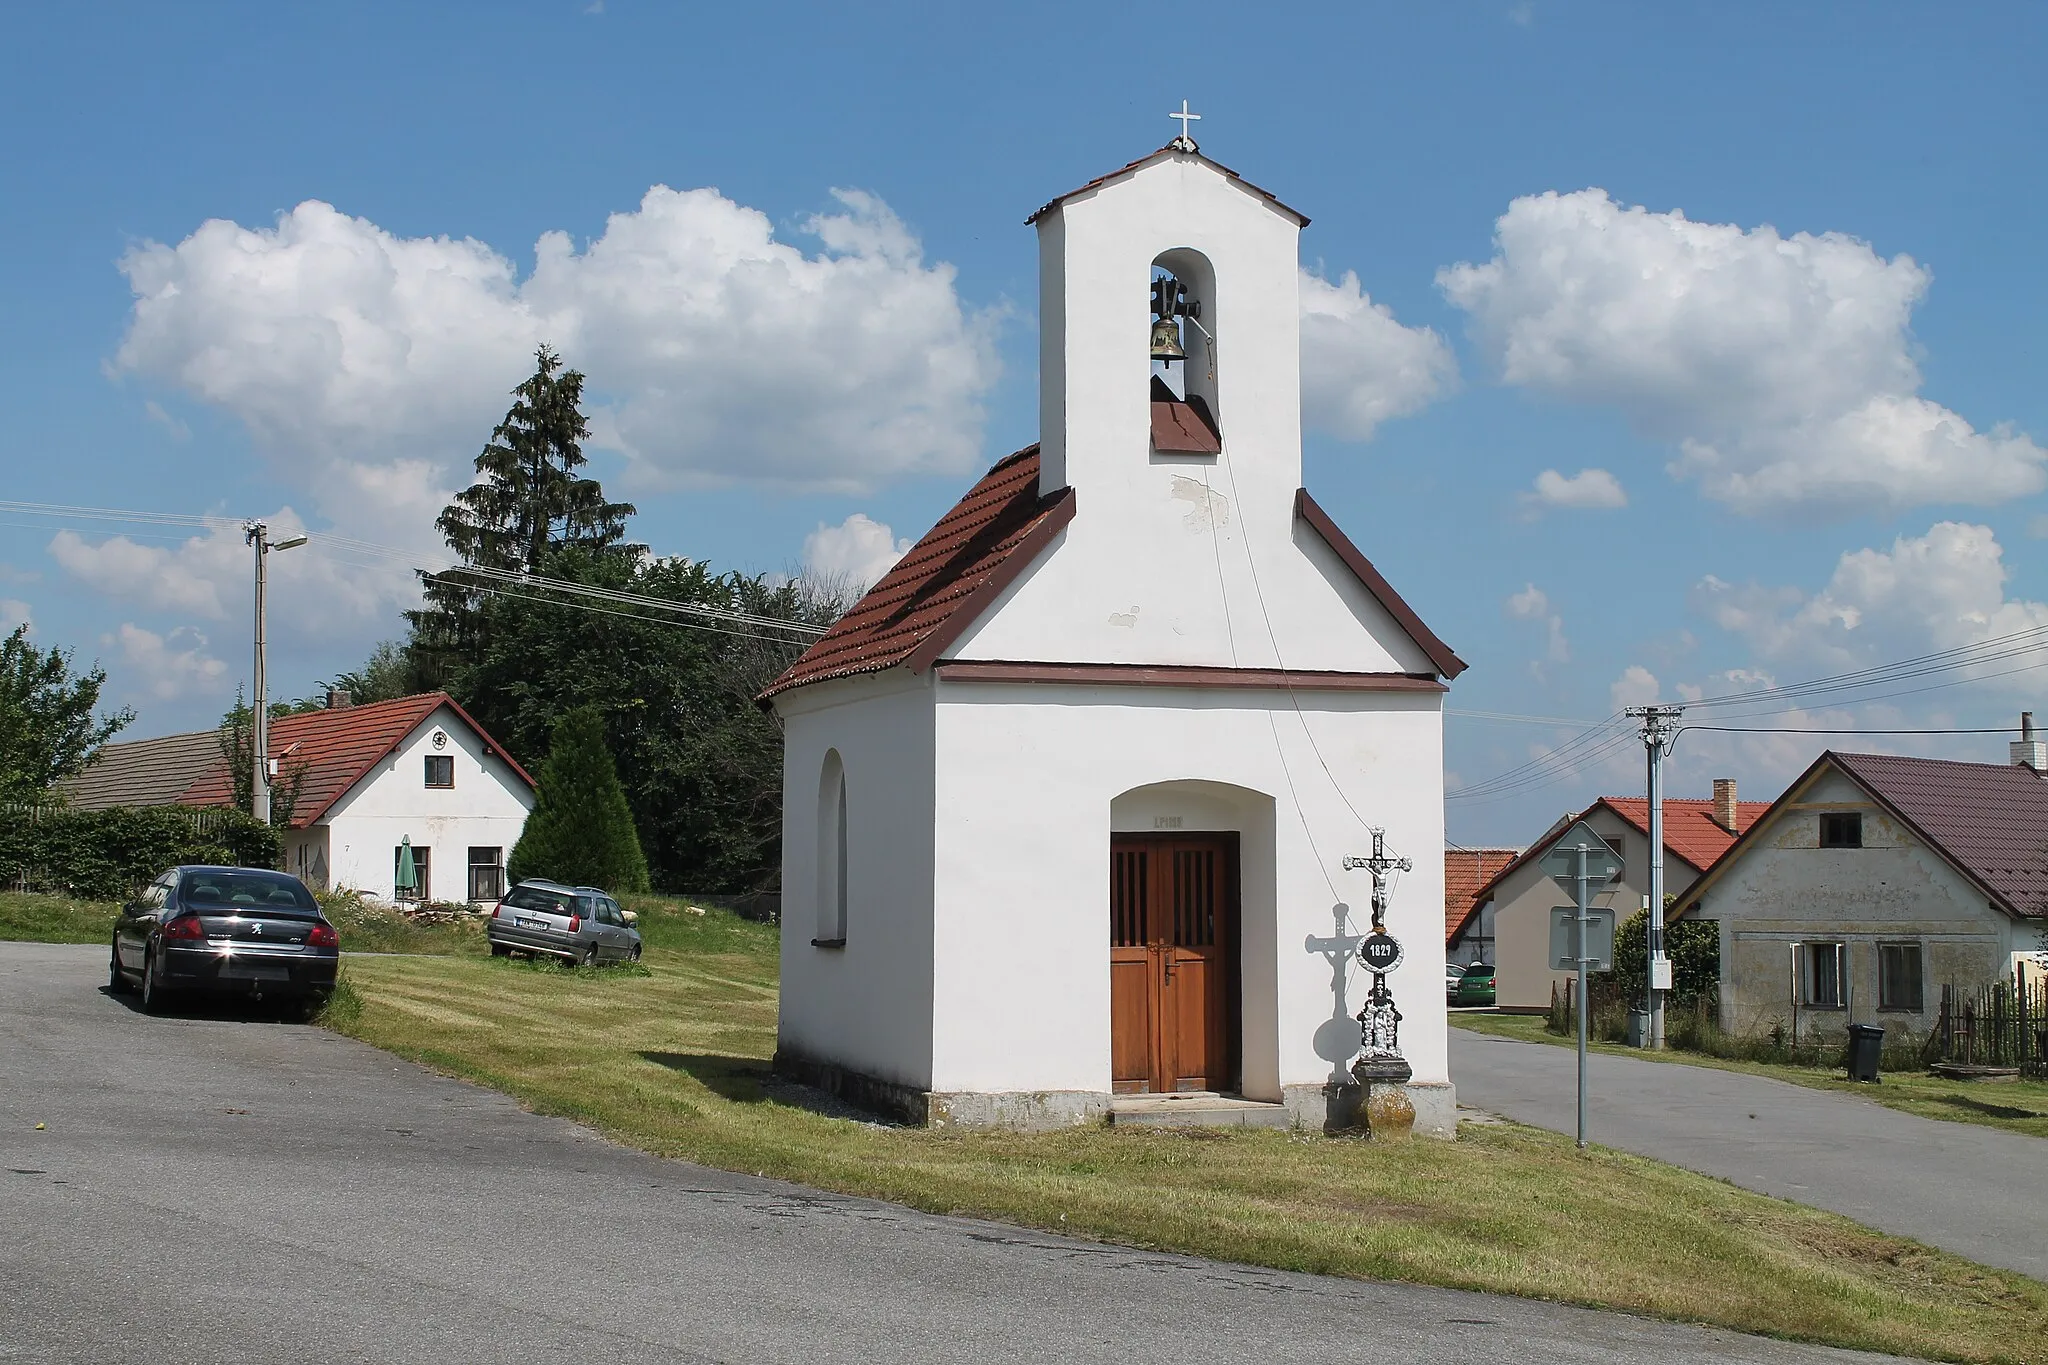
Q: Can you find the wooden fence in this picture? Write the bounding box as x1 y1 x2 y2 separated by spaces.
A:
1932 971 2047 1076
1 802 237 834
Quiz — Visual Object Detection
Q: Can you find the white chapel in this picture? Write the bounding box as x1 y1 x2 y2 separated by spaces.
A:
761 125 1464 1135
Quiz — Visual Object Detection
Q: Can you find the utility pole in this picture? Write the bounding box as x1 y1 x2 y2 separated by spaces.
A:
1626 703 1683 1049
244 521 308 825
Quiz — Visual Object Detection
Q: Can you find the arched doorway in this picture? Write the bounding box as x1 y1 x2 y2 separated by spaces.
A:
1109 780 1272 1095
1110 831 1238 1093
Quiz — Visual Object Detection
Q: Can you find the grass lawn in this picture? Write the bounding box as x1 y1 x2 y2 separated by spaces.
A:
1451 1011 2048 1141
0 891 120 944
313 913 2045 1365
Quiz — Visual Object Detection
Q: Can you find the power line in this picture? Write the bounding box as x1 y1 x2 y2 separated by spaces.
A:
1682 724 2019 736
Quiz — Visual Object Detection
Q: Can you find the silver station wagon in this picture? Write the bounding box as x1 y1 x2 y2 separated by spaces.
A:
486 879 641 965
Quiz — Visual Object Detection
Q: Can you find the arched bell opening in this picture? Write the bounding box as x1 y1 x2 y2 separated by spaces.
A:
1149 248 1222 455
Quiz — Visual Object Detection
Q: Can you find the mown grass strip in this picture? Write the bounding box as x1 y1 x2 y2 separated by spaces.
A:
322 924 2046 1365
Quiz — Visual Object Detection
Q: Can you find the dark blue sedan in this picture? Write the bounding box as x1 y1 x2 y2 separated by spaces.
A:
109 866 339 1014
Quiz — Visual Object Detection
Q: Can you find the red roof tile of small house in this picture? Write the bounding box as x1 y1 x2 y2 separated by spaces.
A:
176 693 531 829
1445 847 1520 945
759 446 1076 702
1465 795 1772 912
1601 797 1772 872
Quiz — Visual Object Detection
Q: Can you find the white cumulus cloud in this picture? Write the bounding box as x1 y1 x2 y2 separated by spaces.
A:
1504 582 1569 665
115 187 1002 502
106 623 229 701
1299 268 1456 441
1521 467 1626 515
1692 521 2048 681
50 511 419 639
802 513 911 594
1610 664 1660 710
1439 189 2046 517
1 599 29 631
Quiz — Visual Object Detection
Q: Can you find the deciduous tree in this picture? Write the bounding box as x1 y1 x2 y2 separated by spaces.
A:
0 625 133 803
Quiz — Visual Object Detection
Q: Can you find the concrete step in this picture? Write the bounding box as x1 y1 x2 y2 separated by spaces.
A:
1108 1093 1292 1130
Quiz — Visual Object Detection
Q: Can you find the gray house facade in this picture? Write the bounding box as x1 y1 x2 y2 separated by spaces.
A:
1675 746 2048 1040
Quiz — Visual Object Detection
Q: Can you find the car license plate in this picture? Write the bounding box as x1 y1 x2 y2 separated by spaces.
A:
519 918 548 931
243 964 289 981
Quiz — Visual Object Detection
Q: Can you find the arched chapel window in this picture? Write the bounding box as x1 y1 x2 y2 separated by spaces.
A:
815 751 848 945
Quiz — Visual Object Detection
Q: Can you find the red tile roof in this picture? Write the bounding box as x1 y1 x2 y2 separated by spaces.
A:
176 693 532 829
1026 143 1309 227
1445 848 1520 945
760 447 1076 702
1601 797 1771 873
1465 794 1771 913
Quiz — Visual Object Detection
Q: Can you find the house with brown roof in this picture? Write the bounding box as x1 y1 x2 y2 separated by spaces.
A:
1478 781 1771 1012
1675 733 2048 1040
55 692 533 905
761 136 1465 1134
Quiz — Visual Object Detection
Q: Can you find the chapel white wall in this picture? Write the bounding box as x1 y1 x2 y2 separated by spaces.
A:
928 682 1447 1098
775 671 938 1092
320 707 533 903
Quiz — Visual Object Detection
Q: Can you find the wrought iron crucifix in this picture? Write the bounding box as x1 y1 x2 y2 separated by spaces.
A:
1341 828 1412 934
1343 829 1413 1074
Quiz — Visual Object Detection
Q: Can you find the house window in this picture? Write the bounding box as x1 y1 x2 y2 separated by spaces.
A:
467 847 504 902
424 755 455 788
1878 942 1924 1012
1801 941 1845 1008
1819 812 1862 848
1602 833 1626 883
394 845 431 904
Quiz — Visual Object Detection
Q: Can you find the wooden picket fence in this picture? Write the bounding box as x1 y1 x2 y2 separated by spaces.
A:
1932 972 2048 1077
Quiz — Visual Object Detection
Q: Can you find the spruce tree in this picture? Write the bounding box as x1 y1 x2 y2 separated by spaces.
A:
507 706 650 893
407 346 640 683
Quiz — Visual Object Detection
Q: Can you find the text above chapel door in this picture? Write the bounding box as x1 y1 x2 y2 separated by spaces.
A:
1110 834 1238 1094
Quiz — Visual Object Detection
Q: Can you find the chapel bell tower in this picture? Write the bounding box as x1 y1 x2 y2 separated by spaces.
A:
1028 112 1309 520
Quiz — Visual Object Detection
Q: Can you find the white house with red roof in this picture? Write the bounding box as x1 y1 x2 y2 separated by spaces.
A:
759 134 1465 1133
1472 780 1771 1013
57 692 534 905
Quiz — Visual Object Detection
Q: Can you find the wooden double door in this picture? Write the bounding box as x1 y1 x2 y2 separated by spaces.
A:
1110 834 1239 1094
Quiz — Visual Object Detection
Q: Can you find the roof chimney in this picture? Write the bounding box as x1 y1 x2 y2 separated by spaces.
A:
2012 712 2047 772
326 689 354 711
1712 777 1739 832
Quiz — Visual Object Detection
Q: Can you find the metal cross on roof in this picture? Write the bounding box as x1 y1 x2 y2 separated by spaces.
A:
1168 100 1201 149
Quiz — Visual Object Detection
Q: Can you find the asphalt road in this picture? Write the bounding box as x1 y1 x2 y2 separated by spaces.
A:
3 942 1913 1365
1450 1026 2048 1281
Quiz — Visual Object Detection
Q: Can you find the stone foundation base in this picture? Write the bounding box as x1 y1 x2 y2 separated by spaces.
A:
772 1050 1109 1131
1283 1079 1457 1138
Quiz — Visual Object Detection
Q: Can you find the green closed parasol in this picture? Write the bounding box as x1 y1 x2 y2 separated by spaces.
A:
395 837 418 898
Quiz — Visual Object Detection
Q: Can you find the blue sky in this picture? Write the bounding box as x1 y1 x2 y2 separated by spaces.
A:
2 2 2043 845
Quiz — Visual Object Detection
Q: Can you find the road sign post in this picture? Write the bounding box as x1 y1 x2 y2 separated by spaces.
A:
1538 822 1622 1150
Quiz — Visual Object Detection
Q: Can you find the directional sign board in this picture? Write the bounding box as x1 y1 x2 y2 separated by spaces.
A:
1550 907 1616 972
1538 821 1624 892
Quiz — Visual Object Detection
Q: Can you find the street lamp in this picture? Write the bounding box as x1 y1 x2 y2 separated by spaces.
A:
245 522 308 825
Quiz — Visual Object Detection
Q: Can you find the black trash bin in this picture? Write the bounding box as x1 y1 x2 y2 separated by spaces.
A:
1845 1023 1885 1083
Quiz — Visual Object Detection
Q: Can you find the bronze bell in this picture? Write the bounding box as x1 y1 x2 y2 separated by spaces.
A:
1149 316 1185 364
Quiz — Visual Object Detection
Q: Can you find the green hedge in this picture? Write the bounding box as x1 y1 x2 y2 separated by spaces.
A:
0 806 281 902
